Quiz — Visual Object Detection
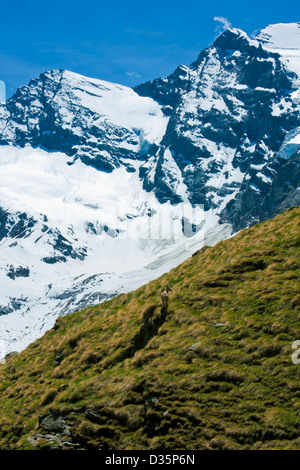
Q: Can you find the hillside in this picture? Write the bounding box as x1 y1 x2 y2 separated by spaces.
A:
0 207 299 450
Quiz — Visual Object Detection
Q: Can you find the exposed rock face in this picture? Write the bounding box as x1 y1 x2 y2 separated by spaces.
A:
260 150 300 219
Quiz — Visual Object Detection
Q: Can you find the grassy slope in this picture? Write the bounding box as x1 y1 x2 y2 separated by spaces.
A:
0 207 299 450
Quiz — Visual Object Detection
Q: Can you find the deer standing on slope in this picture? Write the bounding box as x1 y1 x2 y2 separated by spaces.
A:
161 284 172 309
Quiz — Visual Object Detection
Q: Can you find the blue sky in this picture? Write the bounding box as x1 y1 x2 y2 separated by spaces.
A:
0 0 299 99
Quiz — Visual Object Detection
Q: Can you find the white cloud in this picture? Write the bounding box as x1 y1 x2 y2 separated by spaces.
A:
0 80 6 102
214 16 232 33
126 72 141 78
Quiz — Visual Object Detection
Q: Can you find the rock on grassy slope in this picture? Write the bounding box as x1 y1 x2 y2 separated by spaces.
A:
0 207 299 450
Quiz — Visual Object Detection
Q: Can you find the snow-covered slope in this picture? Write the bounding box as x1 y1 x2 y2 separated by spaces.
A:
255 23 300 176
255 23 300 164
0 23 300 356
256 22 300 77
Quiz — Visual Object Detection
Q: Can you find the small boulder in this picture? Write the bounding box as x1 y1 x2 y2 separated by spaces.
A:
39 414 71 436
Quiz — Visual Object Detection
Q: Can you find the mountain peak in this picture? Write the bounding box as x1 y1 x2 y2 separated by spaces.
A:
226 27 249 37
213 27 259 54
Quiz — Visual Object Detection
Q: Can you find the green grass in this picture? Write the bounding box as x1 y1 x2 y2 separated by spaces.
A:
0 207 299 450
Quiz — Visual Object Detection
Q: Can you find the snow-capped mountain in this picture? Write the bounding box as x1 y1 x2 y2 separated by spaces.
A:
0 70 169 171
135 24 300 230
0 23 299 355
